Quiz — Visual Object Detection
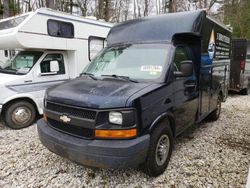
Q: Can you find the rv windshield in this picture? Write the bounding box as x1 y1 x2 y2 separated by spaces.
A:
84 43 170 81
0 51 43 75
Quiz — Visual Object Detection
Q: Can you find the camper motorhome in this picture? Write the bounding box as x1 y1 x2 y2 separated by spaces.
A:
37 10 232 176
0 8 112 129
230 39 250 95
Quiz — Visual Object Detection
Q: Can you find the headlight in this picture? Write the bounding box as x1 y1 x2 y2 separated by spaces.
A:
109 111 123 125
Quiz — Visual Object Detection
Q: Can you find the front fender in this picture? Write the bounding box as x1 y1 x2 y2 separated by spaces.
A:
2 93 44 115
148 111 176 137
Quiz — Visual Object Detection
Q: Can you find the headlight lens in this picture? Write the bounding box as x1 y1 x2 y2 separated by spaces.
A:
109 111 123 125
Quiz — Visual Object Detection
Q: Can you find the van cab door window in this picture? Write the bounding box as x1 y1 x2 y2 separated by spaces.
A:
40 54 65 76
173 47 191 72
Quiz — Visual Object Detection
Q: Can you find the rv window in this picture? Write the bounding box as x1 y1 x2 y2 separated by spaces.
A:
0 15 28 30
89 36 106 61
40 54 65 75
47 19 74 38
4 50 8 57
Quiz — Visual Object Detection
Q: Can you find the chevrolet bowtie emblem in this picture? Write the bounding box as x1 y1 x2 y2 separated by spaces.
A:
60 115 71 123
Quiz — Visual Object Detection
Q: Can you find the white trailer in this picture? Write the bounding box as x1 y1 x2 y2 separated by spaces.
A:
0 8 112 129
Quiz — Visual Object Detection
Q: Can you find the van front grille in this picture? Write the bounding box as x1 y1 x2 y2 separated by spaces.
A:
48 118 94 139
46 102 96 120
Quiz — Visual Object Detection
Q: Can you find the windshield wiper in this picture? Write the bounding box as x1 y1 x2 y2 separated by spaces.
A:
80 72 98 80
101 74 138 83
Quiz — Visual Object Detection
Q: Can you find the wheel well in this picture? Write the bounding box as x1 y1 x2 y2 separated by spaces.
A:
151 115 176 138
2 98 38 116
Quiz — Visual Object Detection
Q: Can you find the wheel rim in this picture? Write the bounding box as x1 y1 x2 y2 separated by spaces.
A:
155 134 170 166
12 106 32 125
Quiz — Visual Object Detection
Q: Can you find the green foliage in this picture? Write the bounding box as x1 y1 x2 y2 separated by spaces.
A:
224 0 250 39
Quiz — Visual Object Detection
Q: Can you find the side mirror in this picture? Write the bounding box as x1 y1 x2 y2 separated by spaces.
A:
50 60 59 72
39 60 60 76
174 60 194 77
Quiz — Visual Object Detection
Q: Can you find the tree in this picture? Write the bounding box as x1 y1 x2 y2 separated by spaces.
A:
224 0 250 39
3 0 9 18
46 0 55 9
77 0 89 16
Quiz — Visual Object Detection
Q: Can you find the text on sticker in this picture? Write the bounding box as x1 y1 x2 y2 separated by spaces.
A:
141 65 163 72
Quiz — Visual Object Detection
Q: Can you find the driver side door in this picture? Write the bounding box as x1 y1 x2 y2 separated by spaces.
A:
172 46 199 134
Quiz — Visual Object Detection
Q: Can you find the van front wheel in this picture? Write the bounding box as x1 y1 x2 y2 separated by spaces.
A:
4 101 36 129
142 120 173 177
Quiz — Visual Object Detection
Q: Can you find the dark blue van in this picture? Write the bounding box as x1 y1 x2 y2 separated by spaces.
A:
37 10 232 176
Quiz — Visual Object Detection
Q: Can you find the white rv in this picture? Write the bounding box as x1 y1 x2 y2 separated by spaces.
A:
0 8 112 129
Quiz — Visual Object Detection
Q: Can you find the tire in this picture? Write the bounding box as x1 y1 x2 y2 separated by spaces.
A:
3 101 36 129
240 87 250 95
208 95 222 121
142 120 174 177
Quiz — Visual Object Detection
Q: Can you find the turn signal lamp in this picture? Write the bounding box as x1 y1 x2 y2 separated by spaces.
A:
43 113 48 122
95 128 137 139
240 60 245 70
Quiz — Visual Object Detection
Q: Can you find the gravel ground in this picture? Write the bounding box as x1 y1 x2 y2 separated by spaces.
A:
0 94 249 188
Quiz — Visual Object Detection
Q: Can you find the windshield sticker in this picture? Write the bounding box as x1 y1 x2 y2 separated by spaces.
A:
141 65 162 72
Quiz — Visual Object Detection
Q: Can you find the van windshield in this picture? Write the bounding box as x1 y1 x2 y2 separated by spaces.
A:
0 51 43 75
84 43 170 81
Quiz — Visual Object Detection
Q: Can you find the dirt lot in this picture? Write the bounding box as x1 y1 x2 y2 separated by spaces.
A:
0 94 249 188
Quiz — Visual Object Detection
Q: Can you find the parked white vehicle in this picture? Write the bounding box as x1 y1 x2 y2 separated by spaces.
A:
0 8 112 129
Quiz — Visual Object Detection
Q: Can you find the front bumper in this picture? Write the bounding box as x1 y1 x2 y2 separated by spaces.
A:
37 119 150 168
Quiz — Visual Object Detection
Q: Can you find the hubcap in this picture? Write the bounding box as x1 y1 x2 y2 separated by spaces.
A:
12 107 32 125
155 134 170 166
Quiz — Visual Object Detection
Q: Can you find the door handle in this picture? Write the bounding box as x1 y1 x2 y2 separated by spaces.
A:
185 83 196 88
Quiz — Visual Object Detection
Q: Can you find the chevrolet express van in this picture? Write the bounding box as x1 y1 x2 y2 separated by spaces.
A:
38 10 232 176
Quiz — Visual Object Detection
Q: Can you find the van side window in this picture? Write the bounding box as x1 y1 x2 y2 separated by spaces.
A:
40 54 65 75
47 19 74 38
173 47 191 71
89 36 106 61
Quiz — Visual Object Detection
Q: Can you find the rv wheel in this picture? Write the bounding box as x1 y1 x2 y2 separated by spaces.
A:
208 95 222 121
240 87 250 95
142 120 173 177
3 101 36 129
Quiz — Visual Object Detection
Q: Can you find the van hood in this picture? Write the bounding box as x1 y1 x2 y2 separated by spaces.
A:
47 77 153 109
0 73 21 85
